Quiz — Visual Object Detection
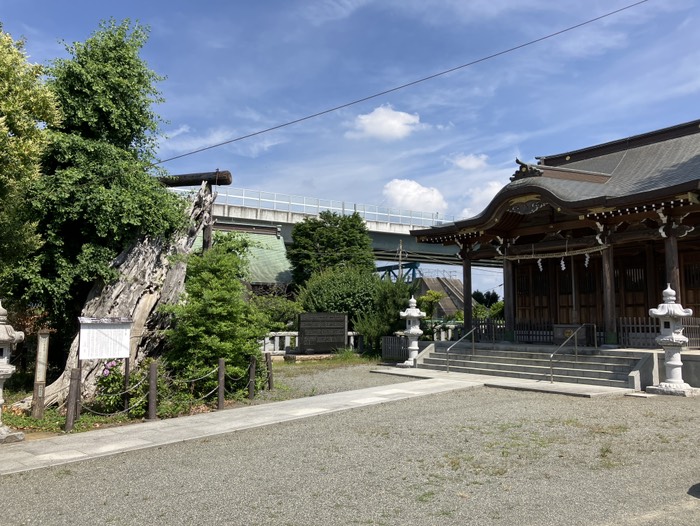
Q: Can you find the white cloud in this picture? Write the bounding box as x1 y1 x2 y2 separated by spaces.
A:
165 125 191 139
450 153 489 171
159 126 286 159
383 179 447 213
301 0 373 25
459 180 506 219
346 105 424 141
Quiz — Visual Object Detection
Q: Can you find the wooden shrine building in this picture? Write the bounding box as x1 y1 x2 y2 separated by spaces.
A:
413 119 700 345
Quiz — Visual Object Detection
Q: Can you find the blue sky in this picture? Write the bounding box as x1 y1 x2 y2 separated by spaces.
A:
2 0 699 292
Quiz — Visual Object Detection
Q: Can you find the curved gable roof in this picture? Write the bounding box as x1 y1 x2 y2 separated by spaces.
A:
413 119 700 242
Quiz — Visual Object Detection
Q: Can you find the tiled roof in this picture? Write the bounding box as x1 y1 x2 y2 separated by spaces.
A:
507 119 700 203
412 119 700 239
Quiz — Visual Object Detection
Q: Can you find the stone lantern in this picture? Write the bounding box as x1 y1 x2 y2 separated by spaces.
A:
0 300 25 443
399 296 426 367
647 285 699 396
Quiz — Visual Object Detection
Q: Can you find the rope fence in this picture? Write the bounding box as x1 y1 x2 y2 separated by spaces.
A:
64 354 271 432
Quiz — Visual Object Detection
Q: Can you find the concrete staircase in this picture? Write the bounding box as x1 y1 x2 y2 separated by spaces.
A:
418 342 642 388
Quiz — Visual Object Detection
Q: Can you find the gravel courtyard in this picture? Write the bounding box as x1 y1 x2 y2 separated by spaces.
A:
3 364 700 525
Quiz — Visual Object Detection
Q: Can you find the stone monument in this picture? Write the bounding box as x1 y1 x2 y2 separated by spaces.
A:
0 300 25 443
399 296 426 367
646 285 700 396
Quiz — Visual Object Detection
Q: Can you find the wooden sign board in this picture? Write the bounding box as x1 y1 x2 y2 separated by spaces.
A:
298 313 347 354
78 317 132 360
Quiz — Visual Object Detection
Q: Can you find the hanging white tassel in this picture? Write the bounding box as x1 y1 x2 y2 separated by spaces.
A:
560 257 566 270
537 258 543 272
585 253 590 268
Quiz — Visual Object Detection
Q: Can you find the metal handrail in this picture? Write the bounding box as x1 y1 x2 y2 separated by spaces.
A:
445 326 477 373
549 323 597 383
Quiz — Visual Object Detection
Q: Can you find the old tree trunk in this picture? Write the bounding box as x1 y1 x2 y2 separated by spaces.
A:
17 182 215 409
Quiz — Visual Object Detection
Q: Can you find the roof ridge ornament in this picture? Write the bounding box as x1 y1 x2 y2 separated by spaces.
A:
511 158 543 181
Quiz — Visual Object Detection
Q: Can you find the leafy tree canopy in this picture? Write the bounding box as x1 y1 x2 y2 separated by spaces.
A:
2 19 185 351
297 266 378 330
353 277 414 354
472 289 500 308
417 290 445 321
0 27 60 273
287 211 375 287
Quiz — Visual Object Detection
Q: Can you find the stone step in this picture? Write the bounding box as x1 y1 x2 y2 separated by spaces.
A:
428 351 636 372
417 362 630 388
421 357 630 381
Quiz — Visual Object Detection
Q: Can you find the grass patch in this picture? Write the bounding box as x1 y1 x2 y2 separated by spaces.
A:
3 406 131 435
417 490 436 503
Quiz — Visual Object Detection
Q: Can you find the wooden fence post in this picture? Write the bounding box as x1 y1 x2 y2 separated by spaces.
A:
218 358 225 410
265 353 273 390
64 368 81 432
147 361 158 420
248 355 257 400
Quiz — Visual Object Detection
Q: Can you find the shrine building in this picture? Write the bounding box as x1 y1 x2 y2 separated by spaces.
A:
412 119 700 346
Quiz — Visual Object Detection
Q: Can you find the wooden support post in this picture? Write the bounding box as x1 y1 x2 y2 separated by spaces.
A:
265 352 274 390
504 259 515 342
123 357 130 413
147 361 158 420
64 368 81 432
31 329 50 420
665 235 681 301
461 248 473 332
602 247 617 345
218 358 225 410
248 355 257 400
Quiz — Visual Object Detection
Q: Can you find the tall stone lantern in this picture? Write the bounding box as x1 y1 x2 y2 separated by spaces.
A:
647 285 698 396
400 296 426 367
0 300 25 443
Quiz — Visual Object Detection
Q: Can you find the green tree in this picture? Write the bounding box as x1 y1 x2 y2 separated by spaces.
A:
472 289 500 308
287 211 375 287
353 277 414 354
251 293 303 331
4 20 185 351
417 290 445 321
0 27 60 276
164 234 267 393
297 266 378 330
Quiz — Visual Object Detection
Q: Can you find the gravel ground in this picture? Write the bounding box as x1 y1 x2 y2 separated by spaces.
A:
3 364 700 525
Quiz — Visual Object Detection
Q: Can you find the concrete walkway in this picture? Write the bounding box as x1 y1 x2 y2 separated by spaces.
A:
0 369 631 477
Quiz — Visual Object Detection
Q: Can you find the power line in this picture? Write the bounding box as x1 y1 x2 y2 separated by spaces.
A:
154 0 649 166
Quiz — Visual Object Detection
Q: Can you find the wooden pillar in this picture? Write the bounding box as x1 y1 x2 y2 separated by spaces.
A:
461 248 473 332
570 256 579 325
601 246 617 344
503 259 515 342
645 242 657 309
665 235 681 301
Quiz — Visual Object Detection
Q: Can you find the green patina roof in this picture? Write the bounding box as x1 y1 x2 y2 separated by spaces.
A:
193 231 293 285
245 233 293 285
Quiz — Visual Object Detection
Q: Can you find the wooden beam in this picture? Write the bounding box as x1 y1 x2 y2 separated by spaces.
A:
159 170 232 187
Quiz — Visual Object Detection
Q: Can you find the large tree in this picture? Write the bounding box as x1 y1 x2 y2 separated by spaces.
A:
287 211 375 287
0 27 60 277
4 19 184 357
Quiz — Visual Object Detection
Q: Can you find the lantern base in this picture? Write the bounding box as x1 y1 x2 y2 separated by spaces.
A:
0 425 24 444
646 383 700 397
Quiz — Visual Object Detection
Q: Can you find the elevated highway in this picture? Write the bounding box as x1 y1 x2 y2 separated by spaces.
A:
198 187 501 268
